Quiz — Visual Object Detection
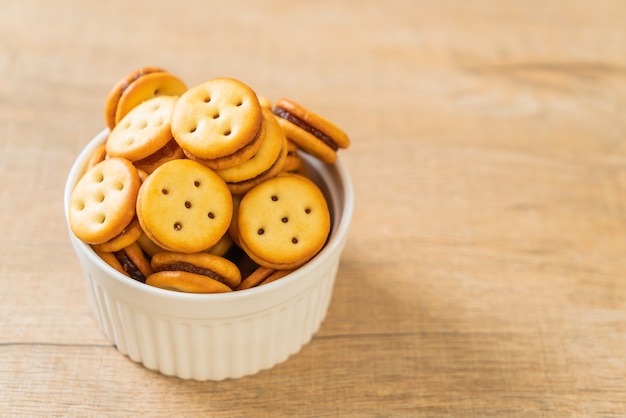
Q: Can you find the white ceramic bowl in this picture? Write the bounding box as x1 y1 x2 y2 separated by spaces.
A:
64 129 354 381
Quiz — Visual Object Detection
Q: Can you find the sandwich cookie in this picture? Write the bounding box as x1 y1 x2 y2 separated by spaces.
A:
104 66 187 129
237 173 331 270
147 251 241 293
69 157 141 245
114 71 187 126
106 95 178 162
171 78 264 168
136 159 233 253
273 98 350 164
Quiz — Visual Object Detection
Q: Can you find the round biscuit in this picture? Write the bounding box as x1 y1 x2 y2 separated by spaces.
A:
106 96 178 161
69 157 140 245
171 78 262 160
237 173 330 269
103 66 165 130
136 159 232 253
114 71 187 125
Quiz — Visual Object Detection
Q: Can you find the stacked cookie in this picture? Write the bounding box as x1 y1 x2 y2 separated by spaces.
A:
68 67 350 293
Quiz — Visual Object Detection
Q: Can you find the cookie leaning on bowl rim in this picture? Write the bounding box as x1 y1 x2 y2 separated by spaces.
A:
273 98 350 164
103 66 187 130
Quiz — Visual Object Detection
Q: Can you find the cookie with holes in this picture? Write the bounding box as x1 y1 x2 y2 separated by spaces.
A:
106 95 178 163
136 159 233 253
104 66 187 129
171 78 264 169
69 157 141 245
214 107 288 195
237 173 331 270
273 98 350 164
147 251 241 292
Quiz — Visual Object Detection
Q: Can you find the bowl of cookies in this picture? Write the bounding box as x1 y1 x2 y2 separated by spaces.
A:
64 68 353 381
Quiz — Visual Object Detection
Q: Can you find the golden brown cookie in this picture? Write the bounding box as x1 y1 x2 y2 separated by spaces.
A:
69 157 140 245
106 95 178 162
215 108 287 195
171 78 263 162
237 173 331 269
273 98 350 164
114 71 187 125
136 159 233 253
103 66 166 130
150 251 241 289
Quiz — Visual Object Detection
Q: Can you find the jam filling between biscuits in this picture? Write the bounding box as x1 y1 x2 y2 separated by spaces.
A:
114 250 147 283
273 107 339 151
157 262 226 284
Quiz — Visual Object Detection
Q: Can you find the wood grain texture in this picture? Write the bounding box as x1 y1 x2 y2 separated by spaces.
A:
1 0 626 416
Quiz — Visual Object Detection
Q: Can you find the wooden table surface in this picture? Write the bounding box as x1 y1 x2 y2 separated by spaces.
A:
2 0 626 416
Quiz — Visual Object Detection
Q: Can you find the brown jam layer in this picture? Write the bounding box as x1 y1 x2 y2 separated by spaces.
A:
157 261 225 284
114 250 146 283
273 107 339 151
